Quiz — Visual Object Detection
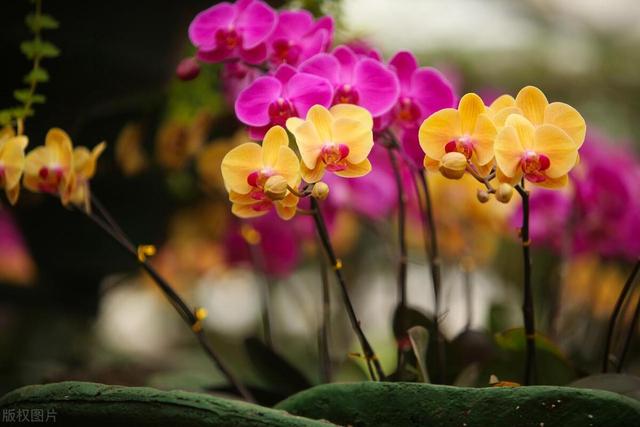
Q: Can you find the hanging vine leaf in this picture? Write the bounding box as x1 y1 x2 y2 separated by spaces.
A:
25 13 59 31
23 68 49 83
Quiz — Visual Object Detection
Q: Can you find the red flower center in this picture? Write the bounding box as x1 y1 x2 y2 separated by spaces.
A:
333 84 359 105
268 98 297 126
395 97 421 126
270 39 302 65
216 27 241 50
321 144 350 172
37 166 65 193
444 137 474 159
521 150 551 183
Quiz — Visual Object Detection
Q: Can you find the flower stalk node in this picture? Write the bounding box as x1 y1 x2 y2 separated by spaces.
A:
137 244 157 262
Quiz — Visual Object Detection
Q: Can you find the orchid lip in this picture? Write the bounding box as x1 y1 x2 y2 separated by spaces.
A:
444 137 473 159
333 84 359 105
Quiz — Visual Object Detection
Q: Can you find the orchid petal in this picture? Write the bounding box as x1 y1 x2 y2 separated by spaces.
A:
533 124 578 178
235 76 282 126
515 85 548 125
353 58 400 116
418 108 461 161
332 118 373 164
458 93 486 135
221 142 263 193
236 0 277 49
334 158 372 178
389 51 418 93
544 102 586 148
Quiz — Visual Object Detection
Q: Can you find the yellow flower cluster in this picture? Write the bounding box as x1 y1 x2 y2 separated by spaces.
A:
418 86 585 194
0 126 105 210
220 104 374 219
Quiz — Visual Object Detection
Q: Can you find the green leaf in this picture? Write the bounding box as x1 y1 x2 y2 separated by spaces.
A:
571 374 640 401
26 13 59 31
13 89 32 103
23 68 49 83
31 93 46 104
20 40 60 59
0 109 14 125
407 326 430 383
244 336 311 397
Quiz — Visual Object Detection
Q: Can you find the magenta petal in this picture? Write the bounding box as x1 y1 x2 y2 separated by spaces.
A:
237 0 277 49
313 16 334 50
353 58 400 116
410 67 456 119
273 64 297 84
401 127 424 168
286 73 334 117
235 76 282 126
248 125 271 140
273 10 314 39
188 3 236 48
389 51 418 94
239 42 267 64
299 53 340 85
333 45 358 83
299 29 326 63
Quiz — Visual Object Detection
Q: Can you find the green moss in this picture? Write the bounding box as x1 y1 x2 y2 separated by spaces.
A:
0 381 333 426
276 382 640 427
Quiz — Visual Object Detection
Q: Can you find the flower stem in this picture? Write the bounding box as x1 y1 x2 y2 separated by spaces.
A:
80 198 254 402
416 169 446 384
310 196 385 381
386 147 409 375
617 282 640 373
318 243 332 382
602 258 640 372
244 233 274 349
515 182 536 385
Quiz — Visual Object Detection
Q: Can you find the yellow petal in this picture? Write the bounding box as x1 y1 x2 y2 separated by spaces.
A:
515 86 548 125
330 104 373 130
423 155 440 172
489 94 515 114
273 145 301 188
492 107 523 128
496 166 521 186
301 160 326 183
232 202 270 218
280 191 299 207
471 113 497 166
306 105 333 142
229 190 256 205
418 108 461 161
535 174 568 189
74 142 106 179
505 114 536 150
533 125 578 178
334 158 372 178
494 126 524 178
331 118 373 164
1 138 26 189
0 126 15 141
5 184 20 205
221 142 263 194
262 125 289 167
544 102 586 148
275 202 297 220
288 120 323 169
285 117 305 132
459 93 486 135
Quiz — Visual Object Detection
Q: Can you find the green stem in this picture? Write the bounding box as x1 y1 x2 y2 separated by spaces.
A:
21 0 43 120
318 245 332 383
602 258 640 372
515 182 536 385
310 197 385 381
81 198 254 402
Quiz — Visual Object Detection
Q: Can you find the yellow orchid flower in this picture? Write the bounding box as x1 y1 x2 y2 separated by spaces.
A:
494 114 578 189
419 93 497 173
68 142 107 210
24 128 75 203
0 127 28 205
221 125 300 220
490 86 586 147
286 104 374 183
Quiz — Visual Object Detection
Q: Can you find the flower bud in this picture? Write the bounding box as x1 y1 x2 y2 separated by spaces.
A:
176 57 201 81
477 189 490 203
312 181 330 200
264 175 288 200
439 152 467 180
495 183 514 203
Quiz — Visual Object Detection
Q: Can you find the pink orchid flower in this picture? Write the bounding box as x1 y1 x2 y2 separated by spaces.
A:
189 0 277 64
267 10 333 67
235 64 333 139
299 45 400 117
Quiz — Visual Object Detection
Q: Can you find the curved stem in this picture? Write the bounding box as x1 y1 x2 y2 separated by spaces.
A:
515 182 536 385
386 147 409 375
310 197 385 381
617 287 640 373
602 258 640 372
416 169 446 383
79 199 254 402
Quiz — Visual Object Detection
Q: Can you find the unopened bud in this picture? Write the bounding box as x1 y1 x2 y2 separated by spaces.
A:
264 175 288 200
176 57 201 81
477 189 490 203
495 183 514 203
439 152 467 180
311 181 330 200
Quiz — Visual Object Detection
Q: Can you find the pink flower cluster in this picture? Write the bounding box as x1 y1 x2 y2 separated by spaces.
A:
517 132 640 261
187 0 457 276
